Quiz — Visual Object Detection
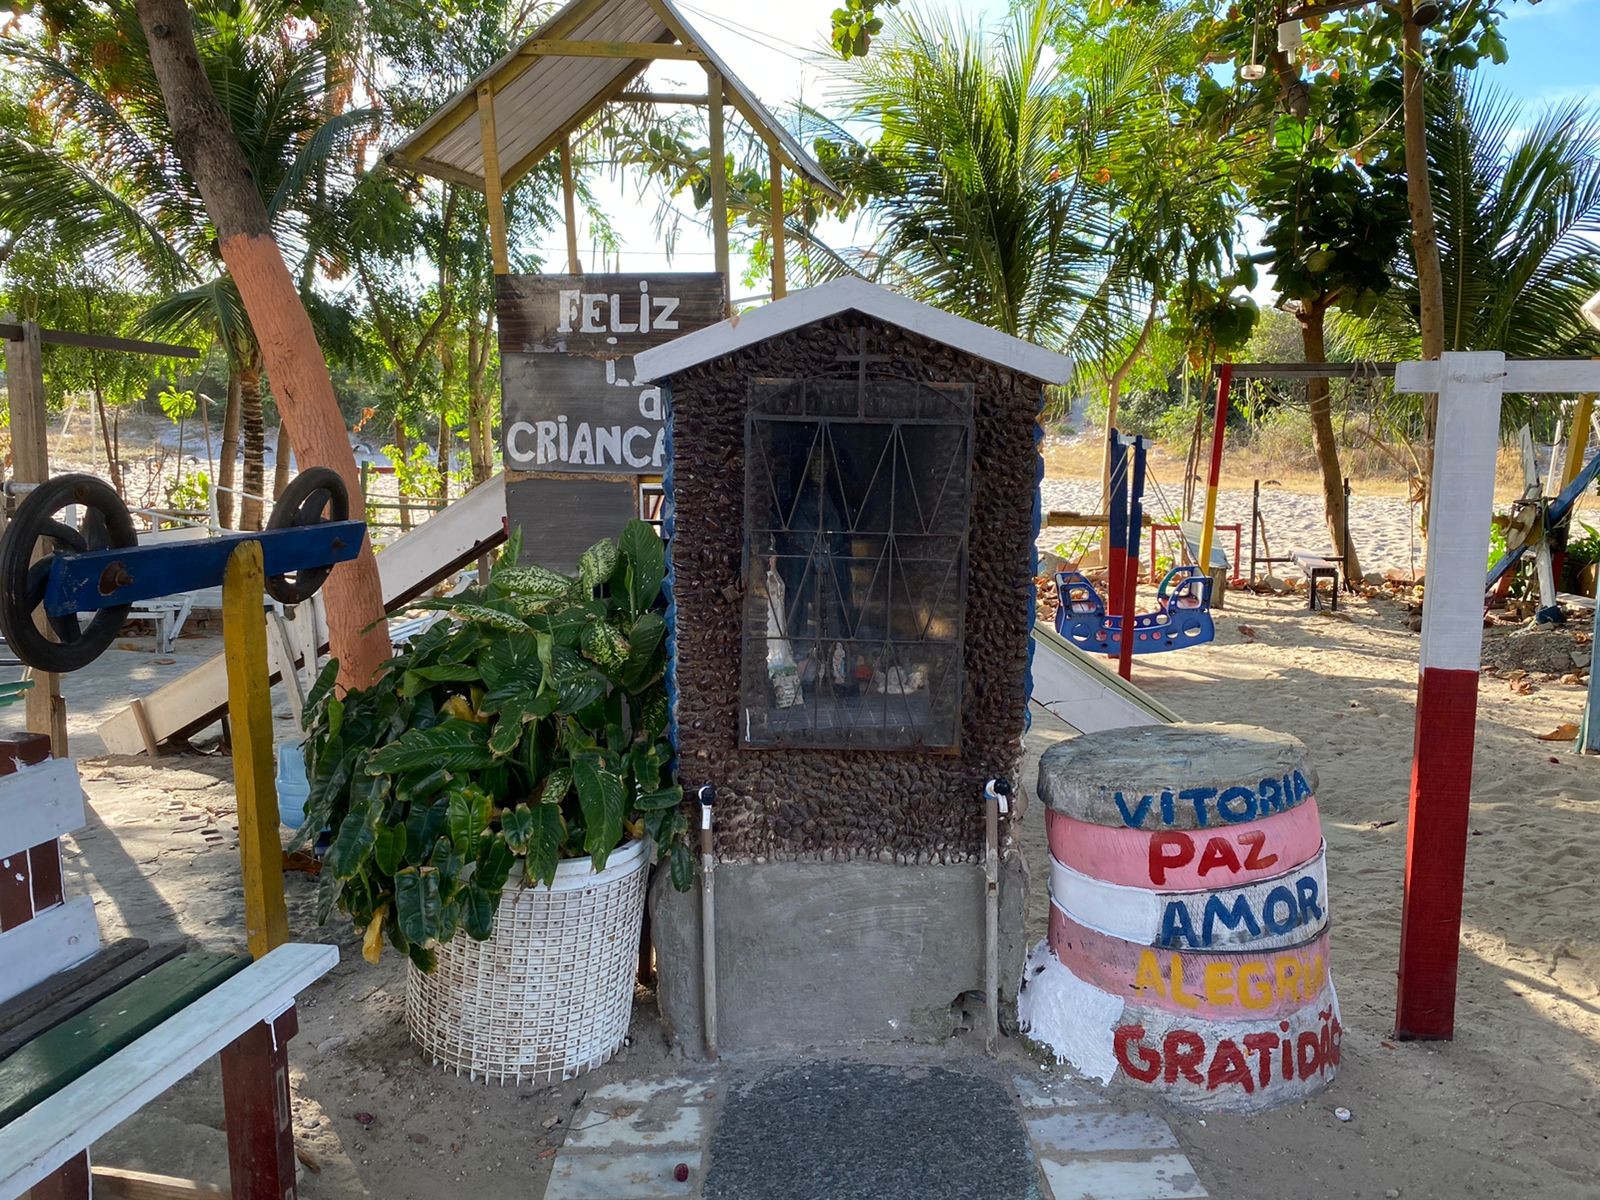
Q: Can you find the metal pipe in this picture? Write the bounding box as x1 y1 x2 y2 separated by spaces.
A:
697 783 718 1060
983 777 1011 1052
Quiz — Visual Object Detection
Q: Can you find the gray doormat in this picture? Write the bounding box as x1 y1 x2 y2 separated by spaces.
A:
703 1062 1043 1200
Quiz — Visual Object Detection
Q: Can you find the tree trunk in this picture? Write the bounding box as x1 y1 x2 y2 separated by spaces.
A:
1098 299 1160 504
466 320 492 484
1298 301 1363 580
137 0 388 688
217 368 241 528
1401 0 1444 515
393 419 414 532
91 360 122 496
238 359 265 531
435 416 450 507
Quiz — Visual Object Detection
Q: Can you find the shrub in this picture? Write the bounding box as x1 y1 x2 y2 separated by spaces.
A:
294 521 690 971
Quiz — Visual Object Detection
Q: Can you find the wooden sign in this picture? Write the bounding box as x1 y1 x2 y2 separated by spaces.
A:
497 273 725 476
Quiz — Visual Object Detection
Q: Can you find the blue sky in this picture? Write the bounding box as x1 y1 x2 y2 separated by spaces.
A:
565 0 1599 292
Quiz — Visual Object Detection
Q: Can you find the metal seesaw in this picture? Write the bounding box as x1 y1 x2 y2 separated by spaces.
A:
0 468 364 957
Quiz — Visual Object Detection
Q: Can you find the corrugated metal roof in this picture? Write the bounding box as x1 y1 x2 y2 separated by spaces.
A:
385 0 839 197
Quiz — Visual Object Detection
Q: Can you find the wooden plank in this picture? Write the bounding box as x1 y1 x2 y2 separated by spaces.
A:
24 1149 88 1199
0 938 149 1040
495 272 725 358
0 850 31 932
221 544 287 960
0 953 248 1125
496 274 724 478
0 897 99 1006
91 1166 227 1199
0 760 84 863
560 138 581 274
768 140 786 301
97 475 509 756
0 326 197 360
707 71 730 312
505 479 640 572
1029 623 1179 732
519 38 702 60
1397 351 1505 1040
0 942 185 1062
219 1008 297 1200
477 86 510 275
4 322 65 756
0 943 336 1197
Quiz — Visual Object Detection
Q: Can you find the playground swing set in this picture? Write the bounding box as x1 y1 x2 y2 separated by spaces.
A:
1053 431 1217 674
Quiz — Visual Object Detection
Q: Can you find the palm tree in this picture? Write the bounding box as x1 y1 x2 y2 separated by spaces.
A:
0 1 376 527
1348 73 1600 421
813 1 1125 351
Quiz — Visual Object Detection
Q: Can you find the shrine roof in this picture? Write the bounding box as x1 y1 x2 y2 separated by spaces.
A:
632 276 1075 385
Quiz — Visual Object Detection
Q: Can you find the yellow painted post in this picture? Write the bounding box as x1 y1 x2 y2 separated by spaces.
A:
706 71 731 314
1560 392 1595 494
768 139 786 300
560 137 581 275
223 541 289 958
477 86 510 275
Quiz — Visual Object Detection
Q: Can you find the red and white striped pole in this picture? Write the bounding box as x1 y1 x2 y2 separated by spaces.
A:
1394 351 1505 1040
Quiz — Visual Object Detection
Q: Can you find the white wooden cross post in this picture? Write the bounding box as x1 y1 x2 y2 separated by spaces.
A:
1394 352 1600 1040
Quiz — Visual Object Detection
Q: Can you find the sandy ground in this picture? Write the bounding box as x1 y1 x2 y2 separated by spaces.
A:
8 482 1600 1198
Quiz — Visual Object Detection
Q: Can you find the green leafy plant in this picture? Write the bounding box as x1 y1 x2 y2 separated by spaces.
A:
294 520 690 972
1565 523 1600 568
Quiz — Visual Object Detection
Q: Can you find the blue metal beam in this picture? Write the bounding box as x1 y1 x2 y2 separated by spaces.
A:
1486 448 1600 592
42 522 365 616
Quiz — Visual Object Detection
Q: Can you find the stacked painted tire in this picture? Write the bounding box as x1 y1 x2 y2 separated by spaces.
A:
1020 723 1340 1112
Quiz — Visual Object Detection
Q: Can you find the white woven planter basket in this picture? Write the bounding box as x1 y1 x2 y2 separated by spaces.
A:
405 838 649 1084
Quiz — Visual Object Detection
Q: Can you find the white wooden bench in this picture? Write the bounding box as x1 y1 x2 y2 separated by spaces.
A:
0 736 337 1199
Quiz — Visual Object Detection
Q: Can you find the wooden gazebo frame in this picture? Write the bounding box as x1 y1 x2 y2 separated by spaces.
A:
384 0 841 303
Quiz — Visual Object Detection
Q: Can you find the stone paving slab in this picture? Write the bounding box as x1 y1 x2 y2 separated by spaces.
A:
539 1062 1210 1200
1025 1110 1181 1154
545 1149 703 1200
565 1105 705 1150
1038 1154 1208 1200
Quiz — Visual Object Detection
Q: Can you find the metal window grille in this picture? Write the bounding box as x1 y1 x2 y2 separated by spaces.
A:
740 350 973 749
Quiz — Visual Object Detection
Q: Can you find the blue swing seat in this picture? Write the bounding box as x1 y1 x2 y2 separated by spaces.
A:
1053 565 1216 656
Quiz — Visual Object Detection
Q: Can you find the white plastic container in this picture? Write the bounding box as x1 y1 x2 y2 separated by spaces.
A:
275 739 310 829
405 839 650 1084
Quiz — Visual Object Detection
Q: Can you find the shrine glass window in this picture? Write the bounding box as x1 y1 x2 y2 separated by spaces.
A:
740 363 973 749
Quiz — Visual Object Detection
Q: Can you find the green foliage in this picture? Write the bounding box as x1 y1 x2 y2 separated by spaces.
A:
297 520 688 971
831 0 897 59
165 470 210 514
157 385 197 424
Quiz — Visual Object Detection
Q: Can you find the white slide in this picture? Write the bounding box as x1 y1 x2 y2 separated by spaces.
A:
1030 621 1179 732
98 474 508 756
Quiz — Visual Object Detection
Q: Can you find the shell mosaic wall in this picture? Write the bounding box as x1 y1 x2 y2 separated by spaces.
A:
664 314 1041 862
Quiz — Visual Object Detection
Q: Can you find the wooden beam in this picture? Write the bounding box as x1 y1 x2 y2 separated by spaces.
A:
477 86 510 275
91 1167 228 1199
560 138 581 275
390 154 493 191
612 91 710 104
0 326 198 359
221 542 288 960
768 139 786 301
520 38 702 60
2 323 65 756
501 65 648 190
707 71 731 313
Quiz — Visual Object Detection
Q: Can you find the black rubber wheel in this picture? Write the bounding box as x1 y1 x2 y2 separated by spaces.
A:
265 467 350 605
0 474 137 673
